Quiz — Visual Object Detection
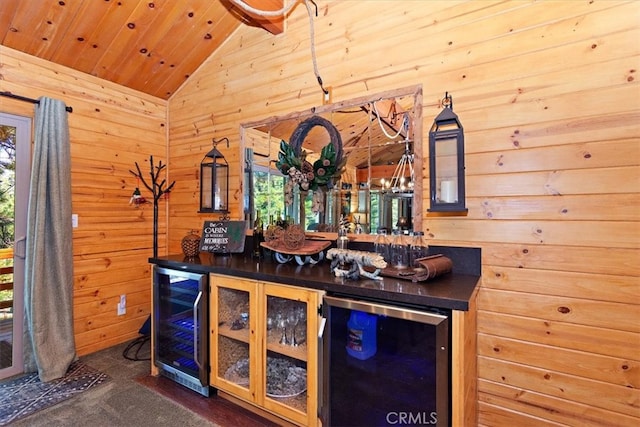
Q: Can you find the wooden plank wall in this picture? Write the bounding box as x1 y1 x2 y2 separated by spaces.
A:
0 46 167 356
168 1 639 425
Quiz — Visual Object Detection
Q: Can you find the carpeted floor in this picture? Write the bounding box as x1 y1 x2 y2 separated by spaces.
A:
1 340 216 427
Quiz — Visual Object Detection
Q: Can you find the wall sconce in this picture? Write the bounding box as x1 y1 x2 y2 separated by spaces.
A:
200 137 229 214
428 93 467 213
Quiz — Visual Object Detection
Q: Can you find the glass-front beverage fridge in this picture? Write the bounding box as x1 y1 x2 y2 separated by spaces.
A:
153 266 209 396
322 294 450 426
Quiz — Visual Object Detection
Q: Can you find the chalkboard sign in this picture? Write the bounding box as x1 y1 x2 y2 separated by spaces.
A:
199 220 247 253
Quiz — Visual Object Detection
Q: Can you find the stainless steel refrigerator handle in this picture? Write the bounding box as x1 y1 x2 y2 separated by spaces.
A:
318 307 326 422
193 290 203 369
323 295 447 325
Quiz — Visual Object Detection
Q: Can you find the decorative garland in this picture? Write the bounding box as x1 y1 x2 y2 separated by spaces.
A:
275 115 347 213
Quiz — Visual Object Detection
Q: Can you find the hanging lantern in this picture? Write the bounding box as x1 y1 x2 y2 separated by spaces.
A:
200 138 229 214
428 93 467 213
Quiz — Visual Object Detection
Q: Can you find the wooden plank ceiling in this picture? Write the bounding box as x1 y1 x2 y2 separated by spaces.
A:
0 0 411 175
0 0 284 99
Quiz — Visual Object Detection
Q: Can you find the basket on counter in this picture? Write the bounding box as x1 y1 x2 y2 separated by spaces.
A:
181 230 201 258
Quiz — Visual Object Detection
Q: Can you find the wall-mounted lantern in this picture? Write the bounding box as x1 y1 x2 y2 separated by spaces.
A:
428 93 467 213
200 137 229 214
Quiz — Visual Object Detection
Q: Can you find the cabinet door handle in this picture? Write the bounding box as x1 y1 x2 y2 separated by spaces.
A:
193 291 203 369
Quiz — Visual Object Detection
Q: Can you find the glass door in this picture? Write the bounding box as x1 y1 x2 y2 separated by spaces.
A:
322 295 450 427
0 113 30 379
262 283 319 426
153 266 209 396
210 275 257 403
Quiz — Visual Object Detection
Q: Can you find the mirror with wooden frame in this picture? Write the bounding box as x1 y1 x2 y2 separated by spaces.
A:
241 85 423 239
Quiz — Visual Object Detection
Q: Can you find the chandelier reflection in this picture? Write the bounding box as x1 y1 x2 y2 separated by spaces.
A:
381 138 414 193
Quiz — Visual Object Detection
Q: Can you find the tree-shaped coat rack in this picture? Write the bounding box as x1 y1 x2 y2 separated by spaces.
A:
130 155 175 258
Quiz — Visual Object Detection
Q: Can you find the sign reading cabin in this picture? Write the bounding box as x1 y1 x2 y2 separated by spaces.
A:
199 220 247 253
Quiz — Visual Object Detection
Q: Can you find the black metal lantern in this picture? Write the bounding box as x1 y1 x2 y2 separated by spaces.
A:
199 138 229 214
428 93 467 212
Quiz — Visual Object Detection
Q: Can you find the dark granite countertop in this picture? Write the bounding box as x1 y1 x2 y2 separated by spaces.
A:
150 246 480 311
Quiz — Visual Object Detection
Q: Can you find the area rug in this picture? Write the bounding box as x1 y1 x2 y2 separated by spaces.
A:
0 359 110 426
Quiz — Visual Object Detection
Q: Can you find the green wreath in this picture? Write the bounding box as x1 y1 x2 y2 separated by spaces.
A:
275 115 347 191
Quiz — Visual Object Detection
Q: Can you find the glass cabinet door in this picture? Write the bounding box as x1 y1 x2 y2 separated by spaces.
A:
210 275 257 402
262 283 319 426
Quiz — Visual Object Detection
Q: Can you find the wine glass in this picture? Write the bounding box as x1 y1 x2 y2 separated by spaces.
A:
298 306 307 343
287 308 299 346
275 312 288 345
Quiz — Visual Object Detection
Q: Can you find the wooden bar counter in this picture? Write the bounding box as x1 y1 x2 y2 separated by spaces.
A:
150 245 480 426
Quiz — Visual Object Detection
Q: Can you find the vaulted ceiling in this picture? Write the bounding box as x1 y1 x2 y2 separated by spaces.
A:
1 1 413 174
0 0 284 99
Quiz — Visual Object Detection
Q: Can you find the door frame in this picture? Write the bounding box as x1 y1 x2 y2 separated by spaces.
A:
0 112 31 378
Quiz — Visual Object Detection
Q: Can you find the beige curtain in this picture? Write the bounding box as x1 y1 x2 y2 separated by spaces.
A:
23 96 76 381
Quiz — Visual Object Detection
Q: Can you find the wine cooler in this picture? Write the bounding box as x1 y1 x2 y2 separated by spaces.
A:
153 266 210 396
322 295 450 426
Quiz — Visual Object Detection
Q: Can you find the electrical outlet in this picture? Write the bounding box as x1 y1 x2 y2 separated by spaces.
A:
72 214 78 228
117 294 126 316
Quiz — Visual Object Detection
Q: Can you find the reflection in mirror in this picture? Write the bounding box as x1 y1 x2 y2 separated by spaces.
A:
242 86 423 238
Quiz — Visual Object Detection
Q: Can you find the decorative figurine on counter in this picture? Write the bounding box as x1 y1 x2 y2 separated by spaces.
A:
327 248 387 280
